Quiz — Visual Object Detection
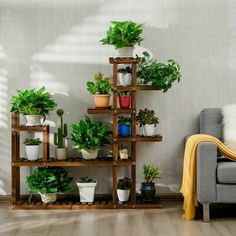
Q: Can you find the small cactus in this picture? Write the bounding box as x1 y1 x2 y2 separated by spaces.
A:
54 109 67 148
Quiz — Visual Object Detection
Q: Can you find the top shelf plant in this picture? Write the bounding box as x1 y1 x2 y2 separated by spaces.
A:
100 21 143 57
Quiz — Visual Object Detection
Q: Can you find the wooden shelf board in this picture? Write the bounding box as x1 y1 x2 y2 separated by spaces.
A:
12 125 49 132
114 85 162 91
109 57 140 64
87 108 134 114
117 135 162 142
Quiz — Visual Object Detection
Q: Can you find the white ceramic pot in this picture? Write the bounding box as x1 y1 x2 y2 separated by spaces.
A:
76 182 97 203
81 149 98 160
25 145 40 161
24 115 43 126
117 189 130 202
143 124 155 136
117 47 134 57
119 148 129 160
55 148 67 160
39 192 57 203
118 73 132 86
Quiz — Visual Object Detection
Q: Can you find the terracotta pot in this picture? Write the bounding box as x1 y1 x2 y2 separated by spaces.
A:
95 94 110 108
119 96 131 108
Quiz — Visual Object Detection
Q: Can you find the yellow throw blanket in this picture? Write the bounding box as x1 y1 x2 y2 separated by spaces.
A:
180 134 236 220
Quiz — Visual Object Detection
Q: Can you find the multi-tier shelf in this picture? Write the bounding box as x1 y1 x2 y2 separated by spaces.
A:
11 57 162 209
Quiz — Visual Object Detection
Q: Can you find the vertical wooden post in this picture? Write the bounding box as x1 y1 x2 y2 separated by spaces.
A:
42 125 49 161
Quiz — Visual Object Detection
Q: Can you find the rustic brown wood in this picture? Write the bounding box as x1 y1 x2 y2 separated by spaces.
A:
42 125 49 161
114 85 162 91
109 57 140 64
87 108 134 114
12 166 20 205
117 135 162 142
12 125 49 132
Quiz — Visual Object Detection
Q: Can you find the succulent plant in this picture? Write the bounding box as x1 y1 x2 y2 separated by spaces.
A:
54 109 67 148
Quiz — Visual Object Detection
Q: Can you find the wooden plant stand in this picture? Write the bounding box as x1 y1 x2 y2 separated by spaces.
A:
11 57 162 210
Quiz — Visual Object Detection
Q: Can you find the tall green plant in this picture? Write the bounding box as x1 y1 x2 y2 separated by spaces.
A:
100 21 143 49
71 116 111 151
54 109 67 148
10 87 57 117
26 167 73 194
138 51 181 92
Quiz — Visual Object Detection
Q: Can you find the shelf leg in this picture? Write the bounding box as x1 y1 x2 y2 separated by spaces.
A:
12 166 20 205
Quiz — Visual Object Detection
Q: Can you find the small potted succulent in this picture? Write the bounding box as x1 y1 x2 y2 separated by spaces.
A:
10 87 57 126
76 176 97 203
118 116 131 137
24 138 42 161
118 91 131 109
100 20 143 57
54 109 67 160
117 177 131 202
141 164 161 202
118 67 132 86
137 108 159 136
26 167 73 203
71 116 111 160
119 145 129 160
138 51 181 92
87 72 112 108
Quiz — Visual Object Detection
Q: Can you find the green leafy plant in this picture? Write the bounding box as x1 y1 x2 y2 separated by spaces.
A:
137 108 159 127
143 164 161 183
10 87 57 117
87 72 112 95
117 177 131 190
78 176 96 183
54 109 67 148
118 91 131 96
24 138 42 146
100 21 143 49
138 51 181 92
71 116 112 151
118 116 131 125
118 66 132 74
26 167 73 194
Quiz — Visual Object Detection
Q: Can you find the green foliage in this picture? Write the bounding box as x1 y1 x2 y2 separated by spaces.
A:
24 138 42 146
54 109 67 148
71 116 112 151
26 167 73 194
100 21 143 49
137 108 159 126
118 91 131 96
118 66 132 74
117 177 131 190
118 116 131 125
87 72 112 95
138 51 181 92
143 164 161 183
10 87 57 117
79 176 96 183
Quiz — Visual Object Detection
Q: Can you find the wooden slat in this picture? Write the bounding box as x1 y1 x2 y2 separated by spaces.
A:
87 108 134 114
109 57 140 64
113 85 162 91
117 135 162 142
12 125 49 132
42 125 49 161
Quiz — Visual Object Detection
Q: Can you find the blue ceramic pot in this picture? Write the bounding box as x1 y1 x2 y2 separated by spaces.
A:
118 124 131 136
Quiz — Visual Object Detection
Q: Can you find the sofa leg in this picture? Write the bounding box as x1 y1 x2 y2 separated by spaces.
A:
203 203 210 222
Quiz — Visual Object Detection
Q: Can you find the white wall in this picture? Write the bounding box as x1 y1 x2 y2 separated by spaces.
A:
0 0 236 195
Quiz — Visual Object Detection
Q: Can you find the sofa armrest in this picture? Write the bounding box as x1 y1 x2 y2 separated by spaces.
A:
197 142 217 203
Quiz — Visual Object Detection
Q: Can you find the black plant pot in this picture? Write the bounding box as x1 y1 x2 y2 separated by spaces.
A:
141 182 156 203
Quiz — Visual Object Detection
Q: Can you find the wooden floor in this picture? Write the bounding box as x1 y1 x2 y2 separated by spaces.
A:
1 201 236 236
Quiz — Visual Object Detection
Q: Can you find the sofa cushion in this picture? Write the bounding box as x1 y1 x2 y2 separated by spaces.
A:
217 162 236 183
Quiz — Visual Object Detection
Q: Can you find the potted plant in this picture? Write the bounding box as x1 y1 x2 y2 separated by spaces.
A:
138 51 181 92
141 164 161 202
119 145 129 160
76 176 97 203
24 138 42 161
26 167 73 203
117 177 131 202
87 72 112 108
118 116 131 137
137 108 159 136
10 87 57 126
118 91 131 109
71 116 111 160
118 67 132 86
54 109 67 160
100 20 143 57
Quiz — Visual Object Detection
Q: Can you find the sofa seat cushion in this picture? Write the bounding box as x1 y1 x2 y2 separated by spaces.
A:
217 162 236 183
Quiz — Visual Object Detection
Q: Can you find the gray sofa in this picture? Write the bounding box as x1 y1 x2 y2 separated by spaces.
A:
197 108 236 221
